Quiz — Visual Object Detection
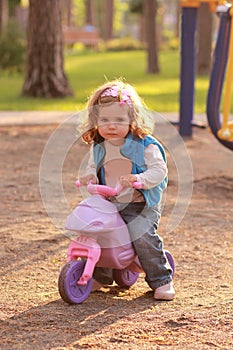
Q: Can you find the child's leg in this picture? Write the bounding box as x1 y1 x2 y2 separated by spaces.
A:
119 203 173 290
93 267 113 285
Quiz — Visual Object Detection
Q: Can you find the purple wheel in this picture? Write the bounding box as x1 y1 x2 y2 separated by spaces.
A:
58 260 93 304
165 250 175 277
113 269 139 288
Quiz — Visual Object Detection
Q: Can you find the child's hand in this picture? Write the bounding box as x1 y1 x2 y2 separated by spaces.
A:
79 174 98 186
119 174 137 187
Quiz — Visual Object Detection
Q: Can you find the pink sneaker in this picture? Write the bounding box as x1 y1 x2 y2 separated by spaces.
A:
154 282 175 301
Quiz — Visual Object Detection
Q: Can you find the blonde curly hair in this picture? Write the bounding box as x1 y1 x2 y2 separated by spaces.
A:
81 79 154 144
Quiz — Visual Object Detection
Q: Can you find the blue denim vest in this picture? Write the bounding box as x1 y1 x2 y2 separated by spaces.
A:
93 133 168 207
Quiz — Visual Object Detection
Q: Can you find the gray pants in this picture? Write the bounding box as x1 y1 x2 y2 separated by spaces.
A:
93 202 173 290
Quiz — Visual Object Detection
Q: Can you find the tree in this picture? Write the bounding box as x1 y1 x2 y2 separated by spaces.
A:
103 0 114 41
67 0 73 27
129 0 159 73
174 0 180 38
144 0 159 73
85 0 95 26
197 3 213 75
0 0 8 35
22 0 73 98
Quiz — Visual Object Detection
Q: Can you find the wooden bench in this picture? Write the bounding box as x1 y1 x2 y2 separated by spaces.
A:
63 26 100 48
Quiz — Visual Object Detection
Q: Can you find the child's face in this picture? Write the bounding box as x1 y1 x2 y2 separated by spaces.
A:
97 103 130 145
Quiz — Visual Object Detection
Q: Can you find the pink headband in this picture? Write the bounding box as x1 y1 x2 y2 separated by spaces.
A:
101 85 133 107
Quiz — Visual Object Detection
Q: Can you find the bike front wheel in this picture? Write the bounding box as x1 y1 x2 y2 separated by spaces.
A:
58 260 93 304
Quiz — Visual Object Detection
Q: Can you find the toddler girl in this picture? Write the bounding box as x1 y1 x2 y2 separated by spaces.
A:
78 79 175 300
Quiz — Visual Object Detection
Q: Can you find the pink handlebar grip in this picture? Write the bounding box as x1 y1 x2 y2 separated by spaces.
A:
132 181 143 189
75 180 81 187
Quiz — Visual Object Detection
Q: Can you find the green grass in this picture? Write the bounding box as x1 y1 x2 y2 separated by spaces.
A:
0 49 211 113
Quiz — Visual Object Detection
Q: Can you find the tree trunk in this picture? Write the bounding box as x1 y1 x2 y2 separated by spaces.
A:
0 0 8 35
197 3 213 75
22 0 73 98
86 0 95 26
175 0 180 38
144 0 159 74
103 0 114 41
67 0 72 27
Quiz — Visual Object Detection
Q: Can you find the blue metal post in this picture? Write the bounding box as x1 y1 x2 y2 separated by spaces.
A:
179 7 198 137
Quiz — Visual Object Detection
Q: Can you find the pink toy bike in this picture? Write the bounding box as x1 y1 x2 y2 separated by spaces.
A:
58 181 175 304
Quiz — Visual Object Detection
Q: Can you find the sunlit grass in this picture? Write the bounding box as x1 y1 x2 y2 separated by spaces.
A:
0 49 219 113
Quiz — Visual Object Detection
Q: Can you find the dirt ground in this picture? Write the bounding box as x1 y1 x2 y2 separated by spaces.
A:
0 123 232 350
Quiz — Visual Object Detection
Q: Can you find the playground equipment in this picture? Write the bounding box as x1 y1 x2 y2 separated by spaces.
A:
207 2 233 149
58 181 175 304
180 0 233 150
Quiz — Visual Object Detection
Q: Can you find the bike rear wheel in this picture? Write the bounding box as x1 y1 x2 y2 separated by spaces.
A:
113 269 139 288
165 250 175 277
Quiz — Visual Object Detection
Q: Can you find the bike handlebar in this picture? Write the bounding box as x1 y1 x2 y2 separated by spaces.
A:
75 180 142 197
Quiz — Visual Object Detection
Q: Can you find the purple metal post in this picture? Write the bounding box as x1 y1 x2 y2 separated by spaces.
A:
179 7 198 137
